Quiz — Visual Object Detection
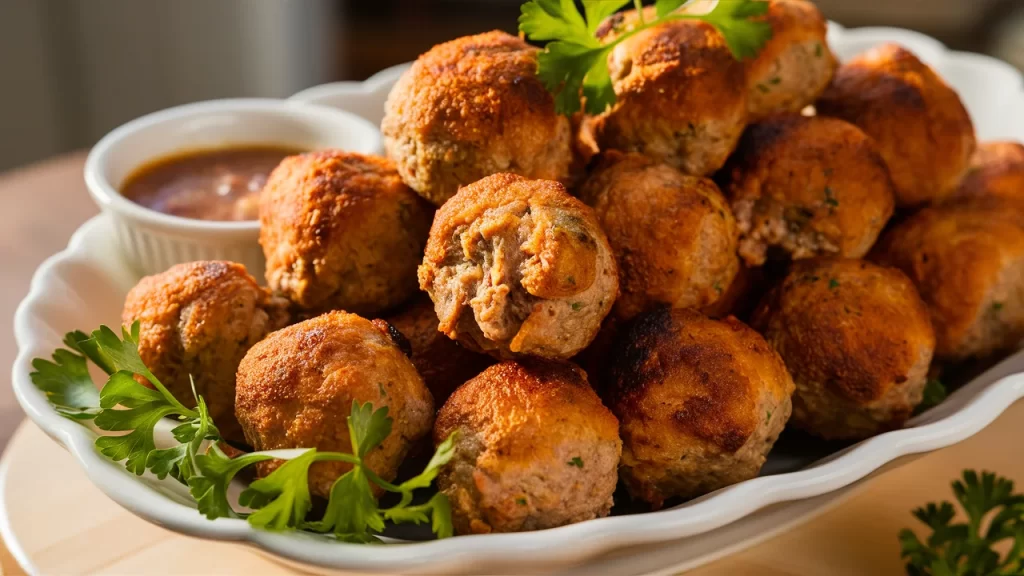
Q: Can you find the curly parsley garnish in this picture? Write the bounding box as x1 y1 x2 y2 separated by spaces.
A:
30 322 456 542
900 470 1024 575
519 0 773 115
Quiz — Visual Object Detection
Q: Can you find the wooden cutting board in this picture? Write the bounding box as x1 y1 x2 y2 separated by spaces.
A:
1 402 1023 576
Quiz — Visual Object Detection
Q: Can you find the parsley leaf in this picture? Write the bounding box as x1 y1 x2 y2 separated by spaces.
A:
520 0 773 115
94 401 178 475
348 401 392 459
239 449 319 531
310 467 385 538
189 446 273 520
900 470 1024 575
29 347 100 420
916 379 948 415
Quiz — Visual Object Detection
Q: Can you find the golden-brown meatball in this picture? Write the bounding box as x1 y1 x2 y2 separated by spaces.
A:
607 308 794 508
952 141 1024 203
871 202 1024 360
720 114 895 266
434 360 621 534
580 151 739 321
122 261 288 444
259 151 433 317
381 31 573 206
816 43 976 207
419 173 618 360
747 0 837 120
751 258 935 439
235 311 433 498
384 295 493 404
590 16 748 176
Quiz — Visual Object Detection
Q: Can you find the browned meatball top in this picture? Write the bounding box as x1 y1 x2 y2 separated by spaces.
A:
871 202 1024 360
590 16 748 176
420 173 618 359
746 0 836 119
235 311 434 498
122 261 288 444
382 31 573 205
721 114 895 266
816 43 976 207
259 150 433 316
953 141 1024 203
608 309 793 454
580 151 739 321
752 258 934 405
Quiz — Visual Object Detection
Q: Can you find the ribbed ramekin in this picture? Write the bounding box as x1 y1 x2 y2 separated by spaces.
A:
84 98 382 279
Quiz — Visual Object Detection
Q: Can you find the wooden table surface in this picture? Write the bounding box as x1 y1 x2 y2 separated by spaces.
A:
0 153 1021 575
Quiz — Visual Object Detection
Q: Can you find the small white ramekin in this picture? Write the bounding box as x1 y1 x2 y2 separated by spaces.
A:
84 98 382 280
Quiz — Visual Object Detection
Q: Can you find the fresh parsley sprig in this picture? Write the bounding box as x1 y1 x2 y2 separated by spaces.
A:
900 470 1024 575
519 0 773 115
30 323 456 542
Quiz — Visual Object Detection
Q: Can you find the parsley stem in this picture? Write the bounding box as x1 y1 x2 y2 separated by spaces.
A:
140 368 197 418
633 0 645 24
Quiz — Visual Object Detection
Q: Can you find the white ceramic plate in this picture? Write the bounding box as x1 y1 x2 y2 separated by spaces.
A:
11 23 1024 576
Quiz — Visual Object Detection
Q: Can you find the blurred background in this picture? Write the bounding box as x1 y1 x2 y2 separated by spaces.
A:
1 0 1023 173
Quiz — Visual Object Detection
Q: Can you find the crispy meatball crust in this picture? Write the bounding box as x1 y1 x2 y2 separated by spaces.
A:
259 151 432 317
871 202 1024 360
580 151 739 321
122 261 288 444
720 114 895 266
235 311 434 498
607 309 794 508
747 0 837 120
433 360 621 535
381 31 573 206
590 17 748 176
751 258 935 439
419 173 618 360
816 43 976 207
384 295 493 404
952 141 1024 203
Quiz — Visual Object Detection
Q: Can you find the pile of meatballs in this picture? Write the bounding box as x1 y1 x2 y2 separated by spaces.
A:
121 0 1024 536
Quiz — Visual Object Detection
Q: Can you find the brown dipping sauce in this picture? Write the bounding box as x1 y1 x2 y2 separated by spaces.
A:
120 145 304 221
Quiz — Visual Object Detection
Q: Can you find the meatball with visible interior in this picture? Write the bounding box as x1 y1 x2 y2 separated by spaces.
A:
381 31 573 206
746 0 837 120
589 15 748 176
720 114 895 266
122 261 288 444
260 151 433 317
235 311 433 498
419 173 618 360
384 295 493 404
751 258 935 439
580 151 739 321
872 202 1024 360
952 141 1024 203
607 308 794 507
434 359 621 534
816 43 976 207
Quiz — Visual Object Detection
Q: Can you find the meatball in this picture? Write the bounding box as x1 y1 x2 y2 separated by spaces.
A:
434 360 621 534
952 141 1024 203
746 0 837 120
381 31 573 206
589 15 748 176
580 151 739 321
871 202 1024 360
122 261 288 444
751 258 935 439
720 114 895 266
701 264 767 322
235 311 433 498
384 295 493 404
419 173 618 360
607 308 794 507
260 151 433 317
816 43 976 207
